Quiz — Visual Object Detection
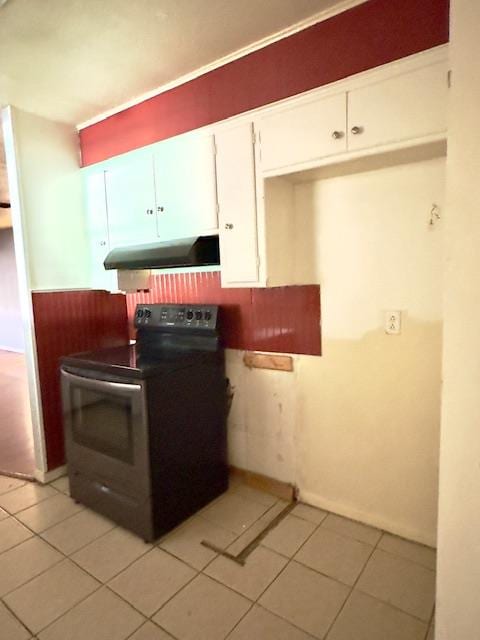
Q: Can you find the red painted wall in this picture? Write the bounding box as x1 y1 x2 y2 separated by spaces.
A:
32 291 129 470
80 0 449 166
126 272 321 356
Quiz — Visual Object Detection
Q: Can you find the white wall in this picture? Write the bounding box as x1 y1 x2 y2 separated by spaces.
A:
0 229 24 351
436 1 480 637
228 155 445 546
8 108 89 290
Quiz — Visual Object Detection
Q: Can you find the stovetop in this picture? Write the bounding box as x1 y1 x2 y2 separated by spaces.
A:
60 304 222 380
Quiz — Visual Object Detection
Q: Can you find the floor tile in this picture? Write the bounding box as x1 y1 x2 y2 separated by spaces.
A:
321 513 382 546
378 533 436 570
50 476 70 495
71 527 151 582
226 501 287 556
128 621 175 640
37 587 144 640
0 483 57 514
0 516 33 553
41 508 116 555
0 475 27 495
159 515 236 570
259 561 349 639
201 493 270 534
327 590 428 640
0 536 62 596
263 515 316 557
0 506 8 520
4 559 100 633
231 485 278 507
291 503 328 525
356 549 436 621
295 527 373 586
0 601 30 640
427 622 435 639
205 545 288 600
228 604 316 640
15 493 82 533
153 574 251 640
109 548 196 616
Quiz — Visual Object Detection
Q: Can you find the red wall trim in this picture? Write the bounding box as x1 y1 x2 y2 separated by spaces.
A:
80 0 449 166
32 291 129 470
126 272 321 356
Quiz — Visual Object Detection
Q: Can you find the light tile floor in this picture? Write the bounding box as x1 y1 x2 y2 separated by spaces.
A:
0 474 436 640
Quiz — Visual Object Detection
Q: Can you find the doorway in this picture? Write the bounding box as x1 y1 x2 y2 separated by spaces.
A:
0 134 35 477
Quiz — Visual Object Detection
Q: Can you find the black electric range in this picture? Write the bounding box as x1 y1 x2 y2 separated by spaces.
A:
60 303 228 541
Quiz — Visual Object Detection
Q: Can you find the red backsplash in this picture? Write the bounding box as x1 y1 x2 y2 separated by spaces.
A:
126 272 321 356
80 0 449 166
32 290 129 470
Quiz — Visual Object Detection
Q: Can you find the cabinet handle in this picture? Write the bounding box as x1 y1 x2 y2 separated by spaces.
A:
351 126 364 135
146 208 154 215
99 241 106 247
157 206 164 213
331 130 344 140
225 223 234 230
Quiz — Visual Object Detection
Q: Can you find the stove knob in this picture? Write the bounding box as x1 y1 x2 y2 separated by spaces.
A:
204 311 212 321
144 309 151 318
186 310 194 320
137 309 144 318
195 311 203 320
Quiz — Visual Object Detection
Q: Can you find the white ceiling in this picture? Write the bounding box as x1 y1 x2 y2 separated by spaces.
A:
0 0 344 127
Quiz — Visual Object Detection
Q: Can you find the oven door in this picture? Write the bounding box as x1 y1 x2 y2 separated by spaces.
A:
61 367 151 497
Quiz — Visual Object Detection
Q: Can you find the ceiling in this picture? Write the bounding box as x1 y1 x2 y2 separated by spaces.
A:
0 0 343 127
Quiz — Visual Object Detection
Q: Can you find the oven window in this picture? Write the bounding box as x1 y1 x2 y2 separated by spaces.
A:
71 387 135 464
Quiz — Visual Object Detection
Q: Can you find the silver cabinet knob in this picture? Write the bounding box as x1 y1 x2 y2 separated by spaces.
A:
225 223 234 230
157 206 164 213
332 130 344 139
146 208 154 215
351 126 364 135
99 240 106 247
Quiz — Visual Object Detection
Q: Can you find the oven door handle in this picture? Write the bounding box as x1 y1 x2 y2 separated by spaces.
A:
61 368 142 394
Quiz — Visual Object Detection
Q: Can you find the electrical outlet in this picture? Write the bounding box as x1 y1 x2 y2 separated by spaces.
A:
385 310 401 335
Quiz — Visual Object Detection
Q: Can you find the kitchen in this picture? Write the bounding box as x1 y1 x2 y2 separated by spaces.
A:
0 0 478 638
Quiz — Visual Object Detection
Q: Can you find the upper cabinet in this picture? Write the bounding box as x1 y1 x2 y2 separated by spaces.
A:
216 122 259 286
105 150 157 248
258 59 448 174
259 93 347 171
154 133 218 240
347 62 448 152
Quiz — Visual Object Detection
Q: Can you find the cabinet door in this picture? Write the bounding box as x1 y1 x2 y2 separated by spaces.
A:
83 170 117 291
258 92 347 171
216 122 259 285
105 152 157 248
347 63 448 151
154 133 218 240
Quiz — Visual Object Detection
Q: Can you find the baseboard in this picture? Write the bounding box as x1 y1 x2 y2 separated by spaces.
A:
34 465 67 484
230 466 296 502
0 469 35 482
0 345 24 353
300 489 436 549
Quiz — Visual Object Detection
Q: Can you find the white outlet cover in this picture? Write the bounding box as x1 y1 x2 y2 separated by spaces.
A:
385 310 401 335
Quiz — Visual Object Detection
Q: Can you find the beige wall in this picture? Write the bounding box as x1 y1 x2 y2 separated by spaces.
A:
436 1 480 637
228 155 445 546
8 108 89 290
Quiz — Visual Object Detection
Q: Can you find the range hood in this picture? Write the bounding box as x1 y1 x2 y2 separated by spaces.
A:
104 235 220 271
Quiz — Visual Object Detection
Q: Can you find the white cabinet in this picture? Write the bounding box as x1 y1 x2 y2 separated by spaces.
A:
154 133 218 240
258 60 447 173
83 169 117 291
216 122 259 285
347 62 448 151
259 92 347 171
105 151 157 248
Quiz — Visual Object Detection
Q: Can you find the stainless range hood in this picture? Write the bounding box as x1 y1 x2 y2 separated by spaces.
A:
104 235 220 271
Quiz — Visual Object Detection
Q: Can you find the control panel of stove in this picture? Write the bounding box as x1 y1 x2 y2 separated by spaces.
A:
134 303 218 330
